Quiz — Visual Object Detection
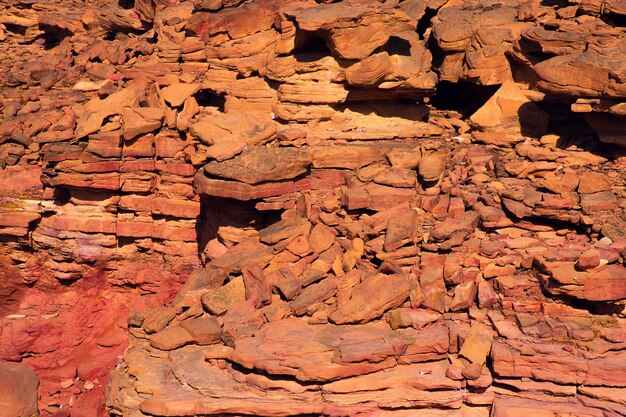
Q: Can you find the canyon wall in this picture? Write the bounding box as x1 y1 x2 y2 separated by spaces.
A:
0 0 625 416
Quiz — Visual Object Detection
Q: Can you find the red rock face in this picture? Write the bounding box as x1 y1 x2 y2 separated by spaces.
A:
1 0 626 416
0 254 189 416
0 119 197 415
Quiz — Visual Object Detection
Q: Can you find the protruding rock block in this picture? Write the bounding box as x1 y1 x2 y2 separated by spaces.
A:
329 273 411 324
203 147 312 184
534 258 626 302
470 80 549 137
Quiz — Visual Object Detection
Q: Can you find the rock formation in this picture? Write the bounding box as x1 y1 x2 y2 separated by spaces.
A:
0 362 39 417
0 0 625 416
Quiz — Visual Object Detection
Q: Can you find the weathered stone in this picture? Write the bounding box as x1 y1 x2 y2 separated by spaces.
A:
143 306 182 334
292 3 416 60
492 340 626 387
242 264 271 308
150 325 195 351
420 266 447 314
329 273 411 324
290 277 338 316
580 191 618 214
491 397 605 417
179 317 222 345
201 276 246 315
308 223 335 254
204 147 312 184
386 308 441 330
384 209 418 252
189 112 276 148
431 1 528 84
430 211 480 249
259 218 311 245
230 318 402 382
449 280 477 311
122 107 164 140
418 150 448 183
161 83 201 107
459 323 494 365
470 80 549 137
0 362 39 417
75 86 139 138
535 259 626 301
578 172 611 194
6 1 626 416
576 248 601 270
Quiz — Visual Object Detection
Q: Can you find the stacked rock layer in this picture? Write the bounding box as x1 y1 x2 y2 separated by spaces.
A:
0 0 625 416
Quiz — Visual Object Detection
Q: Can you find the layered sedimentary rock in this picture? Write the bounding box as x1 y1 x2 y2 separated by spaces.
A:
510 5 626 146
109 127 626 417
431 0 531 85
0 0 625 416
428 0 626 144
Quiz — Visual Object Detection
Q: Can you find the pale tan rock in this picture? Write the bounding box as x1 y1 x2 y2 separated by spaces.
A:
161 83 201 107
470 80 549 137
201 276 246 315
75 86 139 138
459 322 494 365
122 107 164 140
203 146 312 184
308 223 335 254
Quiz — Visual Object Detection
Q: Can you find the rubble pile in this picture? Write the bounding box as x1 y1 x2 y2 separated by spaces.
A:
109 132 626 417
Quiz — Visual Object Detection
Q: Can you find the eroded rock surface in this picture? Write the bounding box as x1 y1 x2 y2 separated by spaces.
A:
0 0 625 416
0 362 39 417
108 126 626 417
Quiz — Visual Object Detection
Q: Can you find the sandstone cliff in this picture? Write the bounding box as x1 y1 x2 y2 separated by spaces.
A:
0 0 625 416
